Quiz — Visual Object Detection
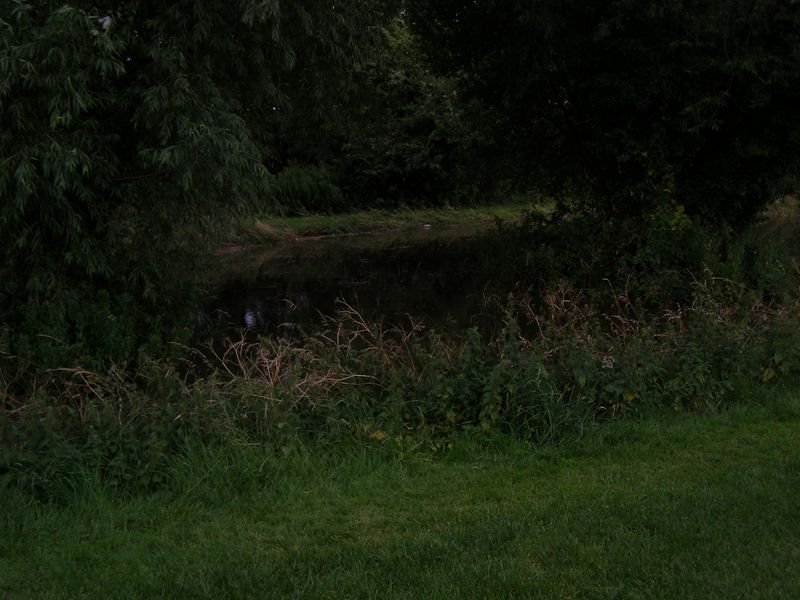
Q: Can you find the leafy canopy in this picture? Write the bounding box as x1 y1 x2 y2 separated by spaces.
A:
0 0 396 367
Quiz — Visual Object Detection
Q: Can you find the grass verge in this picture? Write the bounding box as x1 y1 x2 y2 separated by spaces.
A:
2 388 799 598
235 201 545 243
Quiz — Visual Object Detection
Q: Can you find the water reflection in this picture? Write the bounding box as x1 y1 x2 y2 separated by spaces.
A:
204 232 524 340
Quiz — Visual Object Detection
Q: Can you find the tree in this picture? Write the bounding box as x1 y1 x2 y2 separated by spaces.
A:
330 17 478 207
407 0 800 223
258 15 478 213
0 0 396 367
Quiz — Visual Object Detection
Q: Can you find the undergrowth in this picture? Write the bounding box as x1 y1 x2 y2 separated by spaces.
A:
2 274 799 499
3 199 800 498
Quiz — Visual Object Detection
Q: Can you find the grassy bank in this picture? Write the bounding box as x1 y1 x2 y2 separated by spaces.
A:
2 389 799 598
234 201 545 243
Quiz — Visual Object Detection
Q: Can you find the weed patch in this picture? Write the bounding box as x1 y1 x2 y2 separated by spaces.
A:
3 277 799 497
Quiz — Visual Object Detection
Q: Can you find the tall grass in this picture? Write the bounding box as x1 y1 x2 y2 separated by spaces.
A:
3 270 799 498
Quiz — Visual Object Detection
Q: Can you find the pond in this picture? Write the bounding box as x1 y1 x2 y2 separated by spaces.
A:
204 228 534 340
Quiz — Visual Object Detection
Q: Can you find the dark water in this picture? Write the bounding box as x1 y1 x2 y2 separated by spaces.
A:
205 231 529 338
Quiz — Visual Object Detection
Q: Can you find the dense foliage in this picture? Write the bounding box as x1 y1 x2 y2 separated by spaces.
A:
261 16 478 213
2 1 800 429
0 1 396 366
4 270 800 496
407 0 800 221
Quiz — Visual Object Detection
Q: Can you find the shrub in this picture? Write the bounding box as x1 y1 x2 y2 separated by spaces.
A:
267 163 346 215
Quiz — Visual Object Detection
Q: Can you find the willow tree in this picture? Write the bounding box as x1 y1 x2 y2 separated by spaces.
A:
0 1 396 367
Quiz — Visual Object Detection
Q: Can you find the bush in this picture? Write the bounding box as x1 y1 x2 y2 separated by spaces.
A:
267 163 346 215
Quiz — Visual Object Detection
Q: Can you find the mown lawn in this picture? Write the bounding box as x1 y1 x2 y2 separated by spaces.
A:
2 391 799 599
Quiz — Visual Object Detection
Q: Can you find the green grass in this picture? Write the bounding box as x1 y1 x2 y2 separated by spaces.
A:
236 201 546 242
2 390 800 598
214 201 548 283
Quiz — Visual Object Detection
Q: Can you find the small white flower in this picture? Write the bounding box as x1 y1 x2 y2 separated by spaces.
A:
98 16 112 30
